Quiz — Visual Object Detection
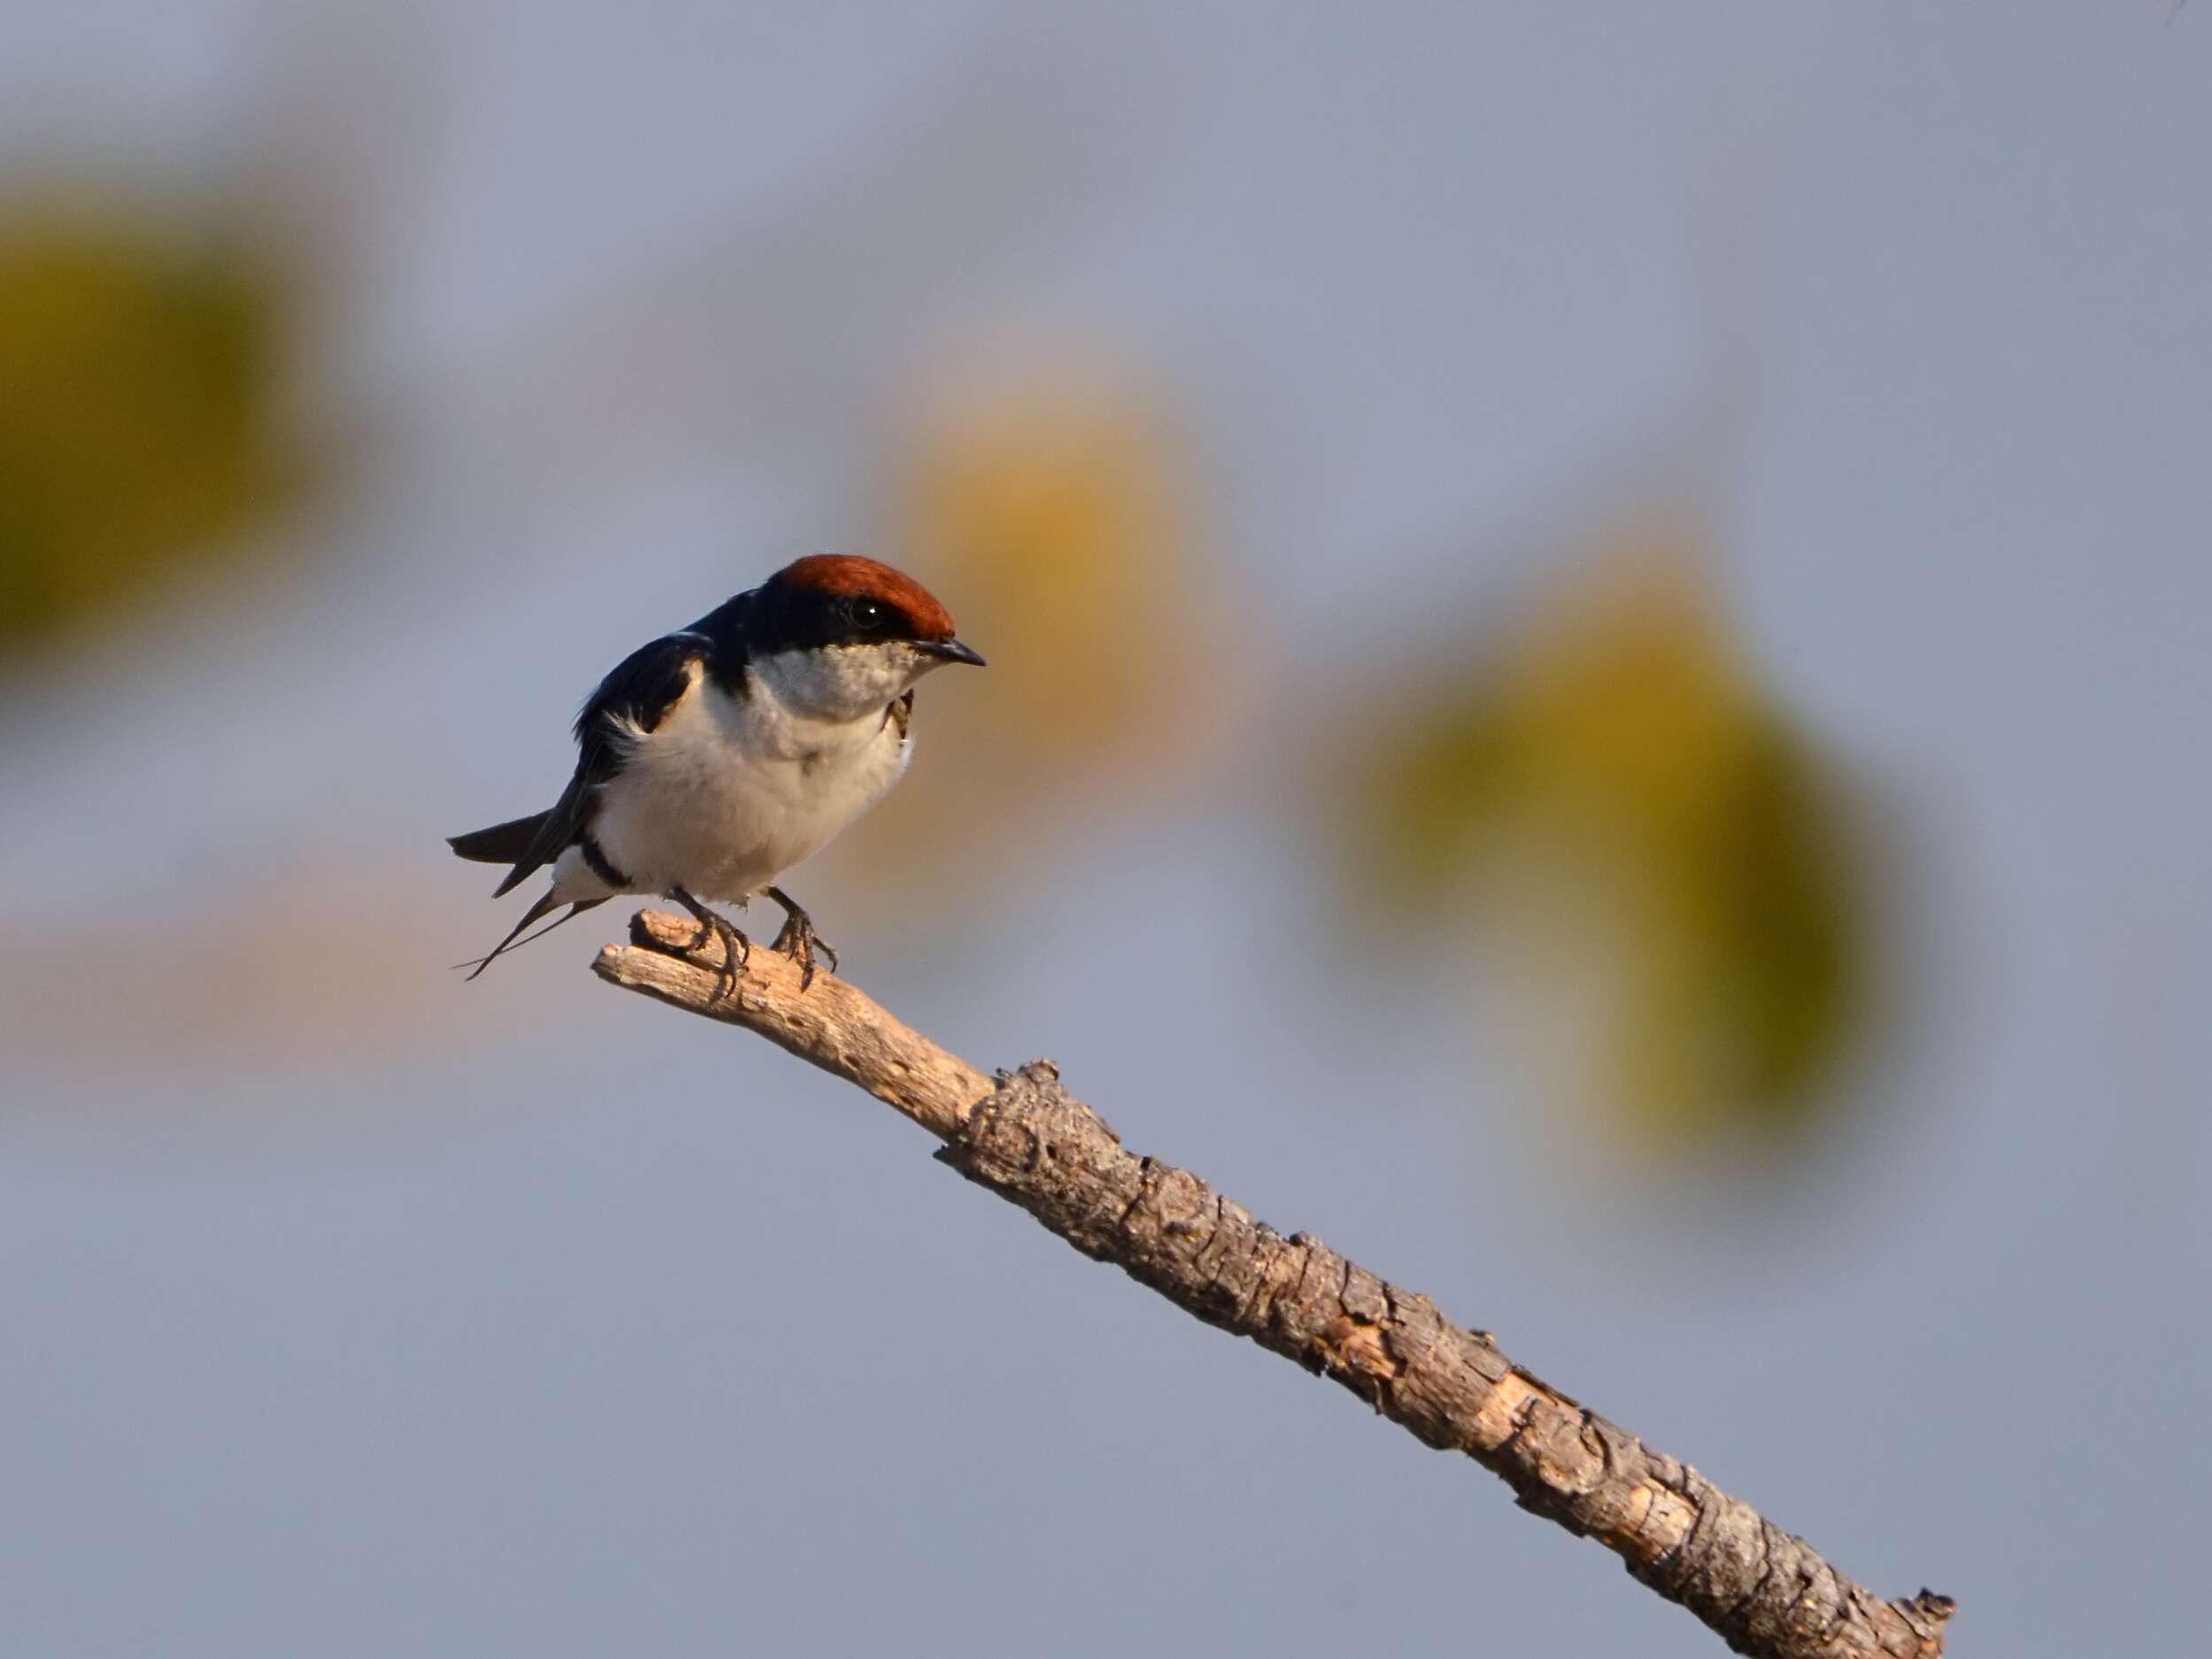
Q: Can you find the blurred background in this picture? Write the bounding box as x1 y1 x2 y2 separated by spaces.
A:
2 4 2206 1655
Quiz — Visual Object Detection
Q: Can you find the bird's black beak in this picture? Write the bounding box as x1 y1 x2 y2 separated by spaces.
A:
918 637 987 667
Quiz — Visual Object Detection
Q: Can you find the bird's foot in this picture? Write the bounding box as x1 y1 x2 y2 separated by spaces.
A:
670 888 749 1001
763 886 837 992
771 914 836 991
699 915 750 1000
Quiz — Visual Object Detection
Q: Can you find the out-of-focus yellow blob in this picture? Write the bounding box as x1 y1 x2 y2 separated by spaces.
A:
1350 520 1864 1143
892 369 1201 764
0 203 291 653
859 366 1217 891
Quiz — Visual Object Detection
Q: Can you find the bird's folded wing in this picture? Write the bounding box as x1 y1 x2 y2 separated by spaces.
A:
491 631 713 896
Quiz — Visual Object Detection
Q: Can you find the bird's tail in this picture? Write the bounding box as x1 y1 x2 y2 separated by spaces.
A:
449 812 551 866
458 895 608 981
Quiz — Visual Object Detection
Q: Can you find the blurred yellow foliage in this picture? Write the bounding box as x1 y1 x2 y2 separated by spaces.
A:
0 203 290 652
864 366 1216 887
893 369 1200 763
1350 521 1864 1142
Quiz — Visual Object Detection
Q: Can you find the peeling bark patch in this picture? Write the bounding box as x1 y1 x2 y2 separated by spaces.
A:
1319 1315 1399 1384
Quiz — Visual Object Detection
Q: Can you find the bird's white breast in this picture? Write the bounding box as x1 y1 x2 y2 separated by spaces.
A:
591 661 913 902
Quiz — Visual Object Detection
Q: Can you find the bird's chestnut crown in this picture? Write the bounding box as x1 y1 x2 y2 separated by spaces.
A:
756 555 981 665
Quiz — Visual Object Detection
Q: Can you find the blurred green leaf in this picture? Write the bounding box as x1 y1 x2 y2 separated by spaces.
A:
1345 523 1866 1143
0 202 291 652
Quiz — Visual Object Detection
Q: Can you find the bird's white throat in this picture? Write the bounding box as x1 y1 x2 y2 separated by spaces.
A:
749 641 938 724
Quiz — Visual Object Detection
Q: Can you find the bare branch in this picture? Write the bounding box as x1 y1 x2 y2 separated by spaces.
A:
593 909 1955 1659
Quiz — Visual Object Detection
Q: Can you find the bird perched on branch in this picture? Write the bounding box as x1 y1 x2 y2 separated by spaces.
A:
450 555 985 991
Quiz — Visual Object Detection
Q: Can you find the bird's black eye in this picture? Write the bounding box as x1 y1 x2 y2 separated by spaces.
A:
848 598 891 633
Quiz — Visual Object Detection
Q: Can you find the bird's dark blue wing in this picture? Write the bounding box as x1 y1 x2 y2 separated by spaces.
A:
570 629 717 775
489 631 713 897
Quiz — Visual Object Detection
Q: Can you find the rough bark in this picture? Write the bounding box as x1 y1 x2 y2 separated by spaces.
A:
593 909 1955 1659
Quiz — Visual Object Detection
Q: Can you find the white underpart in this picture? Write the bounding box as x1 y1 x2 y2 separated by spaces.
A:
551 641 944 907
